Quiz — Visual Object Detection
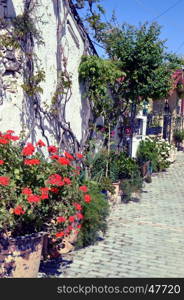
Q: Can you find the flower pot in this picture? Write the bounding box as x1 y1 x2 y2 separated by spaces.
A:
107 182 121 206
112 182 120 198
0 232 44 278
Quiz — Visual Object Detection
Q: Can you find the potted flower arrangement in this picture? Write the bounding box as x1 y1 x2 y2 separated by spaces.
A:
0 130 91 277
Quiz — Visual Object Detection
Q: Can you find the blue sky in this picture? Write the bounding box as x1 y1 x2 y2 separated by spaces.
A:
81 0 184 57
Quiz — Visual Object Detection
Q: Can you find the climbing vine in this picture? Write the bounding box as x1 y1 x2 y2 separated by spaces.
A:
0 0 94 154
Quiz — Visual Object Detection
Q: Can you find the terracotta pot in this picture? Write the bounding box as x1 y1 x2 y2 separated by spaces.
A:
0 232 44 278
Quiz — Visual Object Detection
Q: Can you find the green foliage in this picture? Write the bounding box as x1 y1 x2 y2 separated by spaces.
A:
21 69 45 96
85 147 141 183
120 173 143 203
173 129 184 144
79 55 124 123
75 182 109 248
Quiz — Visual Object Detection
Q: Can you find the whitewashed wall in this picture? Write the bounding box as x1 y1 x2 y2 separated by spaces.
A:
0 0 94 146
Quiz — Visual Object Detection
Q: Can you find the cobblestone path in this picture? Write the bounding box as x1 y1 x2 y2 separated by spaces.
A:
40 152 184 278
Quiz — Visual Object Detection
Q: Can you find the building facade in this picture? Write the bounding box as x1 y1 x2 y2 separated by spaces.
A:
0 0 96 150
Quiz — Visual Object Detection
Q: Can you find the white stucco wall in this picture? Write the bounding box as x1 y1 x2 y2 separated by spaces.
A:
0 0 93 146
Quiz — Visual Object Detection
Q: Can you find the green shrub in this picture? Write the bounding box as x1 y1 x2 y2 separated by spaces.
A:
120 172 143 203
75 183 109 248
173 129 184 145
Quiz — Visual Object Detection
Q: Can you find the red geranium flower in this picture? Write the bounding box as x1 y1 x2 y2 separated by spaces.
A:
76 153 83 159
73 203 82 211
57 216 66 223
50 155 59 160
77 224 82 229
13 205 25 215
55 231 65 238
6 130 15 134
0 160 4 165
22 187 32 195
22 143 35 156
64 152 74 160
27 194 41 203
24 159 40 165
48 174 65 186
10 135 19 141
76 213 84 220
69 216 75 223
48 145 58 154
79 185 88 193
66 225 73 232
0 176 10 186
36 139 46 147
57 157 70 165
40 187 49 199
50 187 59 193
0 138 9 144
84 194 91 203
63 177 71 185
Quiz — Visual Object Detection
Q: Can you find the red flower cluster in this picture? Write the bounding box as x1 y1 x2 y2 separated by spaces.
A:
50 187 59 193
48 174 64 186
76 213 84 220
57 216 66 223
76 153 83 159
50 155 59 160
48 145 58 154
69 216 75 223
22 187 32 195
63 177 71 185
13 205 25 215
36 139 46 147
79 185 88 193
64 152 74 160
22 143 35 156
55 231 65 238
24 159 40 165
27 194 41 203
0 176 10 186
73 202 82 211
0 130 19 144
0 138 9 144
84 194 91 203
40 187 49 199
57 157 70 166
0 160 4 165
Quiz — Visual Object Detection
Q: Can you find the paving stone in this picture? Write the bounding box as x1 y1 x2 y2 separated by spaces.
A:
40 152 184 278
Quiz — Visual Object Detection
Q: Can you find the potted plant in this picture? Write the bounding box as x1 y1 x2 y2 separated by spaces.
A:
0 130 91 277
